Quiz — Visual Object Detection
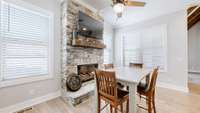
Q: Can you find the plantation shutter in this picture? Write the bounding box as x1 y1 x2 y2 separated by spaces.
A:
123 32 142 66
142 25 167 71
0 1 51 80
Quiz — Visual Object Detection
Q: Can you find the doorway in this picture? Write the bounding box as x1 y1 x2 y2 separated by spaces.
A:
188 5 200 94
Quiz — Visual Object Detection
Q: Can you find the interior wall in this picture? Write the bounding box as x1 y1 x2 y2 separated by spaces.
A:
103 22 114 63
114 10 188 91
0 0 61 109
188 21 200 73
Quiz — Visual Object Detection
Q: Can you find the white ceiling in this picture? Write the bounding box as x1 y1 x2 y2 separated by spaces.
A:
81 0 200 28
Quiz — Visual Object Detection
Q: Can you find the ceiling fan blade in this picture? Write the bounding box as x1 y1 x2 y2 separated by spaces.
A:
126 1 146 7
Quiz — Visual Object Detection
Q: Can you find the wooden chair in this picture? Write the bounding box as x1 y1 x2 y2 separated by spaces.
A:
137 67 159 113
104 64 125 89
129 63 143 69
104 64 114 69
95 70 129 113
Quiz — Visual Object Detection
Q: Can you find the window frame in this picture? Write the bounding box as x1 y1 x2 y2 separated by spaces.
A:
122 24 167 72
141 24 168 72
0 0 54 88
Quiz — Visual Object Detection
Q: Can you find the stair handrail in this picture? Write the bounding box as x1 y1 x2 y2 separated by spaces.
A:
188 4 200 17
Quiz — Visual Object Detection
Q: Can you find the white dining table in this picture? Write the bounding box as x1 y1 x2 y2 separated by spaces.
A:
93 67 150 113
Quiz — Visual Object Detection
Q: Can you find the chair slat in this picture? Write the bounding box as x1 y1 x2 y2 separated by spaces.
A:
95 70 129 113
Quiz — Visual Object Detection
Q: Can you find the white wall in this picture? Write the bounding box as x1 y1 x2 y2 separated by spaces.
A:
103 22 114 63
188 21 200 73
103 22 114 46
114 10 188 91
0 0 61 110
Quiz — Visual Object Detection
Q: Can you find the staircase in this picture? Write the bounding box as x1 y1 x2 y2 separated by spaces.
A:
188 5 200 29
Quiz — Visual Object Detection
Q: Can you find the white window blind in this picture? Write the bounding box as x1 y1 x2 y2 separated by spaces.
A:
0 1 53 80
141 25 167 71
123 32 142 66
122 25 167 71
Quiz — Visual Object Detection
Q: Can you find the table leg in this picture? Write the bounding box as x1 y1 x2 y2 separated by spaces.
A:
129 83 137 113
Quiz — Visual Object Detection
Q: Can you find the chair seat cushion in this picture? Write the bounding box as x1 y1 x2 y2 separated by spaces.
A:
137 82 148 92
117 88 129 99
117 82 125 89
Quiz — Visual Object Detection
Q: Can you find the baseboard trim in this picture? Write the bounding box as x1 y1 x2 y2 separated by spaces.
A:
157 82 189 93
0 90 61 113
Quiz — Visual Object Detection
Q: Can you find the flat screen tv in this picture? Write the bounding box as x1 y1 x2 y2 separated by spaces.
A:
78 11 103 39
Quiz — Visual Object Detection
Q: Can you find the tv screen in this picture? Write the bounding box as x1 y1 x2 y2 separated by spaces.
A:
78 11 103 39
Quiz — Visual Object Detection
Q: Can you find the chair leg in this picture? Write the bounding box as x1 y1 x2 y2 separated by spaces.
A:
146 97 149 107
120 104 123 113
98 96 101 113
148 97 152 113
114 106 118 113
110 105 113 113
126 100 129 113
153 91 156 113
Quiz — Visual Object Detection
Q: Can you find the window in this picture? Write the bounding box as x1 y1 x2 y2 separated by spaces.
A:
123 32 142 66
122 24 167 71
141 25 167 71
104 36 113 64
0 0 54 87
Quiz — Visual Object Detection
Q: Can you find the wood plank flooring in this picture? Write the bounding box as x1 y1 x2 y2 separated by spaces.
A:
189 83 200 95
19 85 200 113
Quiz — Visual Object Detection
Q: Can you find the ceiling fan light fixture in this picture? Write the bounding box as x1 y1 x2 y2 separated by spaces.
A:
113 3 125 14
117 12 123 18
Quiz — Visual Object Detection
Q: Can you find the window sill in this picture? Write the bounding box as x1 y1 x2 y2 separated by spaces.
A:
0 75 53 88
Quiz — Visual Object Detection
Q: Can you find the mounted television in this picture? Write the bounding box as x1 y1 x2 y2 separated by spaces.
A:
78 11 103 39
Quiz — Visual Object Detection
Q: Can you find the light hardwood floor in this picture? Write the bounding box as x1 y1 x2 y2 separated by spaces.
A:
189 83 200 95
18 85 200 113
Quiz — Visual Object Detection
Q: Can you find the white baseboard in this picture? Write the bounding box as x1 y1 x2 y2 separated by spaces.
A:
157 82 189 93
0 90 61 113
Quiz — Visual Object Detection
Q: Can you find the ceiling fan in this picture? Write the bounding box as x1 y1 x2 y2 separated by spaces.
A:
111 0 146 17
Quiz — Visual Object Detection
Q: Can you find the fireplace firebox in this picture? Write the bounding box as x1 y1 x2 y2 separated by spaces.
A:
77 64 98 82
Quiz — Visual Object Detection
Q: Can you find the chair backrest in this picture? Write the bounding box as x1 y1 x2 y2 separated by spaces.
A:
129 63 143 69
95 70 117 101
148 67 159 92
104 64 114 69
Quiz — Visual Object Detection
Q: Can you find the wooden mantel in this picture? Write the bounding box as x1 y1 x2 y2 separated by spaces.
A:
72 35 106 49
188 5 200 30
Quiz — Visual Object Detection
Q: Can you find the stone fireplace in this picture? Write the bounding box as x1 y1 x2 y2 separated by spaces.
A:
78 64 98 82
61 0 104 105
66 64 98 92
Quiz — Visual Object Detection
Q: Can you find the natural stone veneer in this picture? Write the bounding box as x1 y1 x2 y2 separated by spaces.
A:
61 0 104 105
